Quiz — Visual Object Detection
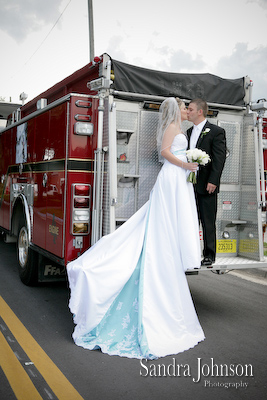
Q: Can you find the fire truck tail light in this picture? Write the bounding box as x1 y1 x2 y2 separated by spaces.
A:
73 223 89 234
72 184 91 235
74 197 89 208
74 122 94 136
73 210 90 221
74 185 90 196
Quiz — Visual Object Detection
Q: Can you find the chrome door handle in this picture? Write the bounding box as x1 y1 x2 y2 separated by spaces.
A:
42 173 48 187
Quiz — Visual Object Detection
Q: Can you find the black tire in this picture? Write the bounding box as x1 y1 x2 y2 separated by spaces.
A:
17 214 38 286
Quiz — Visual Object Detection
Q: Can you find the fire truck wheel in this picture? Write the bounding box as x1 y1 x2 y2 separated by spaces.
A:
17 215 38 286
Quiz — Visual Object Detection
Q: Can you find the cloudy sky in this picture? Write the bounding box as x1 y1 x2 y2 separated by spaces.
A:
0 0 267 105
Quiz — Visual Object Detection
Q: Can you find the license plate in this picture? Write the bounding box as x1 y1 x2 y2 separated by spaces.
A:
239 239 259 253
216 239 236 253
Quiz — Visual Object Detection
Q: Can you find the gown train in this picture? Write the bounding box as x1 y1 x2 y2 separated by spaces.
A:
67 134 205 359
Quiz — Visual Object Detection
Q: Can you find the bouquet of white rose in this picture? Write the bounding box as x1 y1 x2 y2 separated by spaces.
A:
186 148 211 184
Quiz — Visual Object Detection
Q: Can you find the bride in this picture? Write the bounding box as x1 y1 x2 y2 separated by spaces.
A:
67 97 205 359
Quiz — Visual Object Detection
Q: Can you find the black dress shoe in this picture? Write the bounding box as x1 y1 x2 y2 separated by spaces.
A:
201 257 213 266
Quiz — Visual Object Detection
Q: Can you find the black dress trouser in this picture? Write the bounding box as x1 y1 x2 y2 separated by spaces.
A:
195 191 218 262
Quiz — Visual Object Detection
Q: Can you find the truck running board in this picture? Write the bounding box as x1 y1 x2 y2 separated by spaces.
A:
194 256 267 271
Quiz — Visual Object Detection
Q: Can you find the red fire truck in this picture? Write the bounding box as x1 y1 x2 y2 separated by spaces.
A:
1 53 267 285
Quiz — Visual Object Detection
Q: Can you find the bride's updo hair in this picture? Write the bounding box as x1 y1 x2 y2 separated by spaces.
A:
175 97 184 109
157 97 182 163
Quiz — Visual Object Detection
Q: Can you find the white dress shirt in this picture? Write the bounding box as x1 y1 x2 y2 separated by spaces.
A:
190 119 207 149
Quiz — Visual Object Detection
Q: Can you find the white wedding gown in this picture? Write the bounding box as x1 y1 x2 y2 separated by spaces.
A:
67 134 205 359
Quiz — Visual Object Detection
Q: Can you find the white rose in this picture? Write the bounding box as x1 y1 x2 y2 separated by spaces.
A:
192 148 200 160
201 153 211 165
186 150 192 162
201 157 209 165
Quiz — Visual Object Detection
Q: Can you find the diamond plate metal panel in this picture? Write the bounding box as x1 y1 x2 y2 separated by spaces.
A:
242 115 256 185
239 114 260 260
138 111 161 209
217 191 240 224
219 121 241 184
216 191 240 255
239 191 259 260
181 120 193 133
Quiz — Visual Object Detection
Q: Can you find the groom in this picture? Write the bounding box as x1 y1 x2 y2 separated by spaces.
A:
187 98 226 266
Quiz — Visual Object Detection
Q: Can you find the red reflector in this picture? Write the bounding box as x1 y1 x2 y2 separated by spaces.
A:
74 185 90 196
94 56 101 63
74 198 89 208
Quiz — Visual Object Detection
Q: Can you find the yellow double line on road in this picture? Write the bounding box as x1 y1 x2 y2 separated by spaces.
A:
0 296 84 400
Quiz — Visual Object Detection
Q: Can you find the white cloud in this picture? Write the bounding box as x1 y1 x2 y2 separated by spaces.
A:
213 43 267 101
169 50 206 72
105 36 128 62
0 0 63 42
247 0 267 9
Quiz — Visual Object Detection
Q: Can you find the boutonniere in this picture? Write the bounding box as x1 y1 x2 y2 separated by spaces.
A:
200 128 210 139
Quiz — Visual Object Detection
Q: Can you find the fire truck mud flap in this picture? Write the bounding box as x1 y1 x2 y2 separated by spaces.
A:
37 255 66 283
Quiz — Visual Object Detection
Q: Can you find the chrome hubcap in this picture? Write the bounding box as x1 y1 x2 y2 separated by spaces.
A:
18 227 28 268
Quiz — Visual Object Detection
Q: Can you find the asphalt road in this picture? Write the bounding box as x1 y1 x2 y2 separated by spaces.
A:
0 237 266 400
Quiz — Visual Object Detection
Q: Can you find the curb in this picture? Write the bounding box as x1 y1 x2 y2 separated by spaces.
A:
229 268 267 286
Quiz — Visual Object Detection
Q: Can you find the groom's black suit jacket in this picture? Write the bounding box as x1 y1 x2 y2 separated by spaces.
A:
187 121 226 195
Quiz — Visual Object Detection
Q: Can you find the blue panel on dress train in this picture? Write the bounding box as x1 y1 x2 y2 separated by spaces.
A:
75 225 157 359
